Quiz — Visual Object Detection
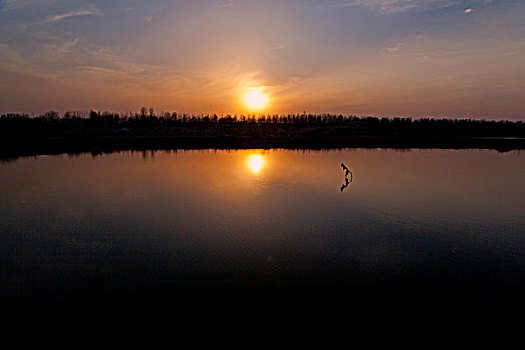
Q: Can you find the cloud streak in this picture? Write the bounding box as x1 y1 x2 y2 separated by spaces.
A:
336 0 458 13
43 9 97 23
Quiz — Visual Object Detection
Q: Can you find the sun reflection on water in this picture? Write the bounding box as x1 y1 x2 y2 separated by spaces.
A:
247 154 265 174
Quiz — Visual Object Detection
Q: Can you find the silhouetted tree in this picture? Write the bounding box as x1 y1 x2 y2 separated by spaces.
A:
140 106 147 118
44 111 59 119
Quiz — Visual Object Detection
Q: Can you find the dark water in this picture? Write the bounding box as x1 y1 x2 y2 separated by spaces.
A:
1 149 524 344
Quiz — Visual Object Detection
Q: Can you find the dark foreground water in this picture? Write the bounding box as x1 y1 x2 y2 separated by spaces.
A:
1 149 524 345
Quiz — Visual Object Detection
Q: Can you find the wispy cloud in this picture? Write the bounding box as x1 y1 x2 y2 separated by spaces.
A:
43 9 97 23
384 43 404 54
41 37 79 59
0 2 101 29
336 0 458 13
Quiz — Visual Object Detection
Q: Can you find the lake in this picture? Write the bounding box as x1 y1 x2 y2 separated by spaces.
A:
1 149 524 342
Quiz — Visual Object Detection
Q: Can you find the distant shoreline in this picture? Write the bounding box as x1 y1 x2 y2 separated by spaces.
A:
2 114 524 159
2 135 524 160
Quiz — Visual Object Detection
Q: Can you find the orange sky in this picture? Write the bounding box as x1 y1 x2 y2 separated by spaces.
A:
0 0 524 119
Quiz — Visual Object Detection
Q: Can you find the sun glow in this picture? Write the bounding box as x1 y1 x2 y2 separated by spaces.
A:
244 89 268 110
247 154 265 174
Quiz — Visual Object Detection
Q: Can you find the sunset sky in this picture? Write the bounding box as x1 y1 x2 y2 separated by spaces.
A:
0 0 524 119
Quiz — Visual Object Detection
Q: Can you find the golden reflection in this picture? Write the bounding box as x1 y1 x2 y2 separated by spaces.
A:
247 154 265 174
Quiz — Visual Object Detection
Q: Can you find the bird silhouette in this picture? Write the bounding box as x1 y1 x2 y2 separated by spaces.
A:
341 162 351 177
340 177 351 192
340 162 353 192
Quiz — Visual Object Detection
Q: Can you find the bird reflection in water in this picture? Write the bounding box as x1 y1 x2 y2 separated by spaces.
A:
340 162 353 192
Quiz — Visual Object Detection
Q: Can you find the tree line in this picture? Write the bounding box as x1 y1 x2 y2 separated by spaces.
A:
1 107 524 138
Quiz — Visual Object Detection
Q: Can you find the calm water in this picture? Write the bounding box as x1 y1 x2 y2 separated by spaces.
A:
1 149 525 337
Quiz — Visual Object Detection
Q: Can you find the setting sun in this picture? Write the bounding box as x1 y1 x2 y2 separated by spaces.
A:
244 89 268 110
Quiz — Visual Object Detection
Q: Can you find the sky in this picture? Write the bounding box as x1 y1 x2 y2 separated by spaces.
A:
0 0 524 119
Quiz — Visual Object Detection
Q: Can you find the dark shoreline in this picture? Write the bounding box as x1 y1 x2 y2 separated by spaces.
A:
3 113 525 158
1 135 524 160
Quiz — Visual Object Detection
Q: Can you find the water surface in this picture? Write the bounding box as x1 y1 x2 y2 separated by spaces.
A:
1 149 524 323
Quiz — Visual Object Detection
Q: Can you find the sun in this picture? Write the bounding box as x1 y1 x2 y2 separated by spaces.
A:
244 89 268 110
